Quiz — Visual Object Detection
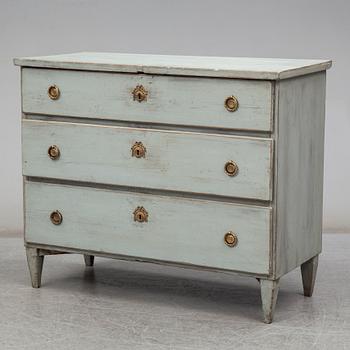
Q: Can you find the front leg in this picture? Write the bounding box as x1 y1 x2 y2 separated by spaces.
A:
26 247 44 288
260 279 280 323
301 255 318 297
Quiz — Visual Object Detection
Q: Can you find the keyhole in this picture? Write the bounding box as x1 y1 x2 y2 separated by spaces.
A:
136 149 140 156
133 206 148 223
137 92 142 101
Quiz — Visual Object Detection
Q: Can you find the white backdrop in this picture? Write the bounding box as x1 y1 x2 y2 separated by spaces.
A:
1 0 349 233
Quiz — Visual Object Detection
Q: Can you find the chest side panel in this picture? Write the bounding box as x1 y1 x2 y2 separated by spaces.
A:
274 72 326 278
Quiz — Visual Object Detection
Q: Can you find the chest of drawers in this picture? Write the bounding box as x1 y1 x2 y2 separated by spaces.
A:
15 53 331 323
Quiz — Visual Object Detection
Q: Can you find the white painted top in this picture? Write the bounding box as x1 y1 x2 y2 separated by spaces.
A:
14 52 332 80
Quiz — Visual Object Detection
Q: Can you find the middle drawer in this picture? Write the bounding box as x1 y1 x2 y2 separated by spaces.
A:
22 119 273 200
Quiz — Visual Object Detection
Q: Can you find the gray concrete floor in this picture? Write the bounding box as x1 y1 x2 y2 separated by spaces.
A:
0 233 349 350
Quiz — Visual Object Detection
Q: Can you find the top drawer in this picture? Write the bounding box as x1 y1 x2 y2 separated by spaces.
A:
21 68 273 131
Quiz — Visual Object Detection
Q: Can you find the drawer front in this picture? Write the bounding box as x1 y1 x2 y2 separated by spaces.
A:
22 120 273 201
22 68 273 131
25 182 272 274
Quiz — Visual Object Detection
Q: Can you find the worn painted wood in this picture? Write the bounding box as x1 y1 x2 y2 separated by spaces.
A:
25 247 44 288
260 279 280 323
274 72 326 278
84 255 95 267
25 242 270 279
16 53 330 322
14 52 332 80
21 68 273 132
24 181 272 274
22 119 273 201
301 255 318 297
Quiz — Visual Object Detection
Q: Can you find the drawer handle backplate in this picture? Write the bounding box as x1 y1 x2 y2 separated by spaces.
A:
131 142 146 158
224 161 238 176
224 231 238 247
133 206 148 223
132 85 148 102
50 210 63 225
48 145 60 160
225 95 239 112
48 85 60 100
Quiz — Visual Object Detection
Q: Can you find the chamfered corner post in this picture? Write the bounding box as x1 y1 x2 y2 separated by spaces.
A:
260 278 280 324
301 255 319 297
26 247 44 288
84 255 95 267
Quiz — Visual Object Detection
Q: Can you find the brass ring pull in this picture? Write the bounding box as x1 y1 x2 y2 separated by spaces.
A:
132 85 148 102
133 206 148 223
131 142 146 158
225 95 239 112
48 145 60 160
50 210 63 225
225 161 238 176
224 231 238 247
48 85 60 100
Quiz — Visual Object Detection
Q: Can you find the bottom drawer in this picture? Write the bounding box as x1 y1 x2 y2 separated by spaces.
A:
24 182 272 274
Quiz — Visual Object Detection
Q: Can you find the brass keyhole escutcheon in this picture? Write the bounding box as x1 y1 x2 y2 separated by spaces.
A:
131 142 146 158
132 85 148 102
48 145 60 160
225 161 238 176
50 210 63 225
224 231 238 247
225 95 239 112
48 85 60 100
133 206 148 223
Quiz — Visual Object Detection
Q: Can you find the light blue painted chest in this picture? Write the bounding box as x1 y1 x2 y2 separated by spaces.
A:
14 53 331 323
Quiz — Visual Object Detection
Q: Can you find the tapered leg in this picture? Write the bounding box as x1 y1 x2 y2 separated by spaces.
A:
301 255 318 297
260 279 280 324
84 255 94 267
26 247 44 288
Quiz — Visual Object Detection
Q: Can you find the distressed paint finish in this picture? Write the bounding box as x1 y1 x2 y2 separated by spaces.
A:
24 181 272 274
25 247 44 288
260 279 280 323
22 68 274 131
15 53 331 323
14 52 332 80
274 72 326 278
301 255 319 297
22 119 273 201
